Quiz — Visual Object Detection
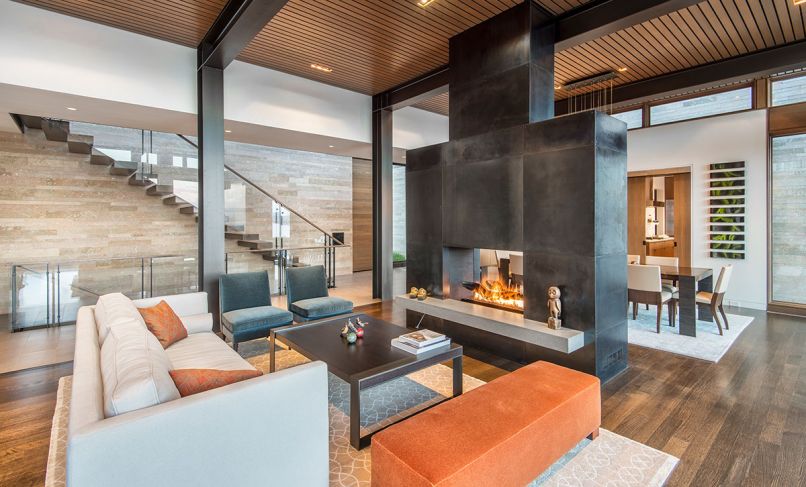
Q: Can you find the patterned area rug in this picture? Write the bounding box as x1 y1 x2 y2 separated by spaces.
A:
46 341 679 487
628 306 754 362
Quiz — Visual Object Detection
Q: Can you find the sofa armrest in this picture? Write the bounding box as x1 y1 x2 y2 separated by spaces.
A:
67 361 329 487
179 313 213 334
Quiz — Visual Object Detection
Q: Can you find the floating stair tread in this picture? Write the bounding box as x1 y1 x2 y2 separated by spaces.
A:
41 119 69 142
19 115 43 129
237 240 274 250
66 134 93 154
225 232 259 240
146 184 173 196
162 195 188 206
90 149 113 165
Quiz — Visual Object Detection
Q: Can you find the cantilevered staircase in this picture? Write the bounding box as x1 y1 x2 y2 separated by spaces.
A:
15 115 341 270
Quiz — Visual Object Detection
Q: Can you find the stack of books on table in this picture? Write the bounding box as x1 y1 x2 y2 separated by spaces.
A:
391 329 450 354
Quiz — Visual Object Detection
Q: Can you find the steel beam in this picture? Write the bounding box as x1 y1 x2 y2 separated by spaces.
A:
375 66 450 111
554 0 702 51
555 40 806 115
198 0 288 69
372 96 394 300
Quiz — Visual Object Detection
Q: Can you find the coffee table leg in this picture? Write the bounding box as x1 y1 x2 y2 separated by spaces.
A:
453 355 463 397
269 331 276 373
350 381 361 450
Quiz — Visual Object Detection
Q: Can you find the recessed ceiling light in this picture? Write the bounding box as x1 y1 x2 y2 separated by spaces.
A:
225 129 232 133
794 0 805 6
66 107 77 111
554 85 562 90
328 145 335 148
417 0 437 7
311 63 333 73
617 67 629 72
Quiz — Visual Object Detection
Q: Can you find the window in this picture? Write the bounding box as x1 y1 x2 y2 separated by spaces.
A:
393 164 406 263
611 109 643 130
771 133 806 305
771 74 806 107
650 87 753 126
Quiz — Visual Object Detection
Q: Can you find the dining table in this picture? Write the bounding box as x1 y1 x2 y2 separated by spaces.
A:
659 265 713 337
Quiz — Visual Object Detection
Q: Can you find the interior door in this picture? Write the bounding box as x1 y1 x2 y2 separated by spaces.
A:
627 177 648 261
673 173 691 267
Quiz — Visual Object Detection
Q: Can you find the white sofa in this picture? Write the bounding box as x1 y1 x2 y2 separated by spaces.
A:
68 292 329 487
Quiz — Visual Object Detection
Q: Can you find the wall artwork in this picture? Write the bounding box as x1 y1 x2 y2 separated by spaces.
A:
708 161 745 259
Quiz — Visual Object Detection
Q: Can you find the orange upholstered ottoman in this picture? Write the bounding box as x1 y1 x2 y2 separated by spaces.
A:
371 361 600 487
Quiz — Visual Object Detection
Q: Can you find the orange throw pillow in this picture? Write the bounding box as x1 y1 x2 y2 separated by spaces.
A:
169 369 262 397
138 300 188 348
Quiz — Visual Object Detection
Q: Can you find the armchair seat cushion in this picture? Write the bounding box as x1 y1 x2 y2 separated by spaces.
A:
662 283 679 294
290 297 353 319
222 305 293 333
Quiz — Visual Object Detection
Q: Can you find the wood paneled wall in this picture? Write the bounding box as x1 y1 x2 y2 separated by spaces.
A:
627 177 649 260
673 172 692 267
352 158 372 272
627 172 692 267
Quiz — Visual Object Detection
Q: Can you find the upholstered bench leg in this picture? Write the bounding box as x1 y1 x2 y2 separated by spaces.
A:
587 428 600 440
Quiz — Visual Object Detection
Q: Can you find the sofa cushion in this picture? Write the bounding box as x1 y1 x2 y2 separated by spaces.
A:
94 292 145 345
179 313 214 334
221 305 293 332
169 369 263 397
166 333 255 371
138 300 188 348
133 292 208 317
290 296 353 319
100 319 180 417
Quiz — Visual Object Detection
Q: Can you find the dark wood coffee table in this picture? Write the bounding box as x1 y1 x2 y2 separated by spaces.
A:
269 313 463 450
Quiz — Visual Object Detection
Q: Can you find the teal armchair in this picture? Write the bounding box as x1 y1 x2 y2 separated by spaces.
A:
219 271 293 351
285 265 353 322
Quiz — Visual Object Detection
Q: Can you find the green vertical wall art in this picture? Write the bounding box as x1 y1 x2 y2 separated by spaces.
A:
708 161 745 259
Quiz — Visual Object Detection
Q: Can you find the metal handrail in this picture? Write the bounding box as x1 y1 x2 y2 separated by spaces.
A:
176 134 344 245
11 254 191 268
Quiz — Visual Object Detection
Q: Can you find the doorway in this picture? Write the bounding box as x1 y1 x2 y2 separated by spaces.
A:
627 168 692 266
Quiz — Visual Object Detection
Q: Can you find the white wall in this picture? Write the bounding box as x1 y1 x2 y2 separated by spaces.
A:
0 0 447 146
627 110 768 310
393 106 450 149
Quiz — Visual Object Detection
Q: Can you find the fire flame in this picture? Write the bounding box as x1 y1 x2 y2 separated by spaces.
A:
472 280 524 311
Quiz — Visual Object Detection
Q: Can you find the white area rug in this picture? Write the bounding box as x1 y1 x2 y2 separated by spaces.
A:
628 306 754 362
47 342 679 487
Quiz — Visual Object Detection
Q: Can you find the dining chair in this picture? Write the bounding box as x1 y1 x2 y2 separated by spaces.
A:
628 264 675 333
644 256 679 311
695 265 733 335
627 254 640 265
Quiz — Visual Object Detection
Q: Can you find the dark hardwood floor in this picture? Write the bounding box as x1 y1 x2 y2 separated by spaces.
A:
1 303 803 486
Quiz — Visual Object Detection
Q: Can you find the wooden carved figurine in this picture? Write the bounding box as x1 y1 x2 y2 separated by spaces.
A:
547 286 562 330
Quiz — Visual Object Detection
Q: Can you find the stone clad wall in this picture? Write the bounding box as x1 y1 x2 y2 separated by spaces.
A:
0 129 198 317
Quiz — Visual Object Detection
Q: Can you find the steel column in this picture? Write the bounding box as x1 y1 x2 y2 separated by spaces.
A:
198 65 226 331
372 97 394 300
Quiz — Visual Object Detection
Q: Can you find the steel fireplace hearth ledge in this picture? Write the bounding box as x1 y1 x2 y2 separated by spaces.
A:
394 295 585 354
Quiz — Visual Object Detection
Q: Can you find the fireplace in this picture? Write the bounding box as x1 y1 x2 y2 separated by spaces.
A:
404 2 628 383
461 249 524 313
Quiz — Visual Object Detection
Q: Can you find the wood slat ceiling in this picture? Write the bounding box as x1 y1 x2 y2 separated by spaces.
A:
415 0 806 115
14 0 806 117
14 0 228 47
239 0 590 95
